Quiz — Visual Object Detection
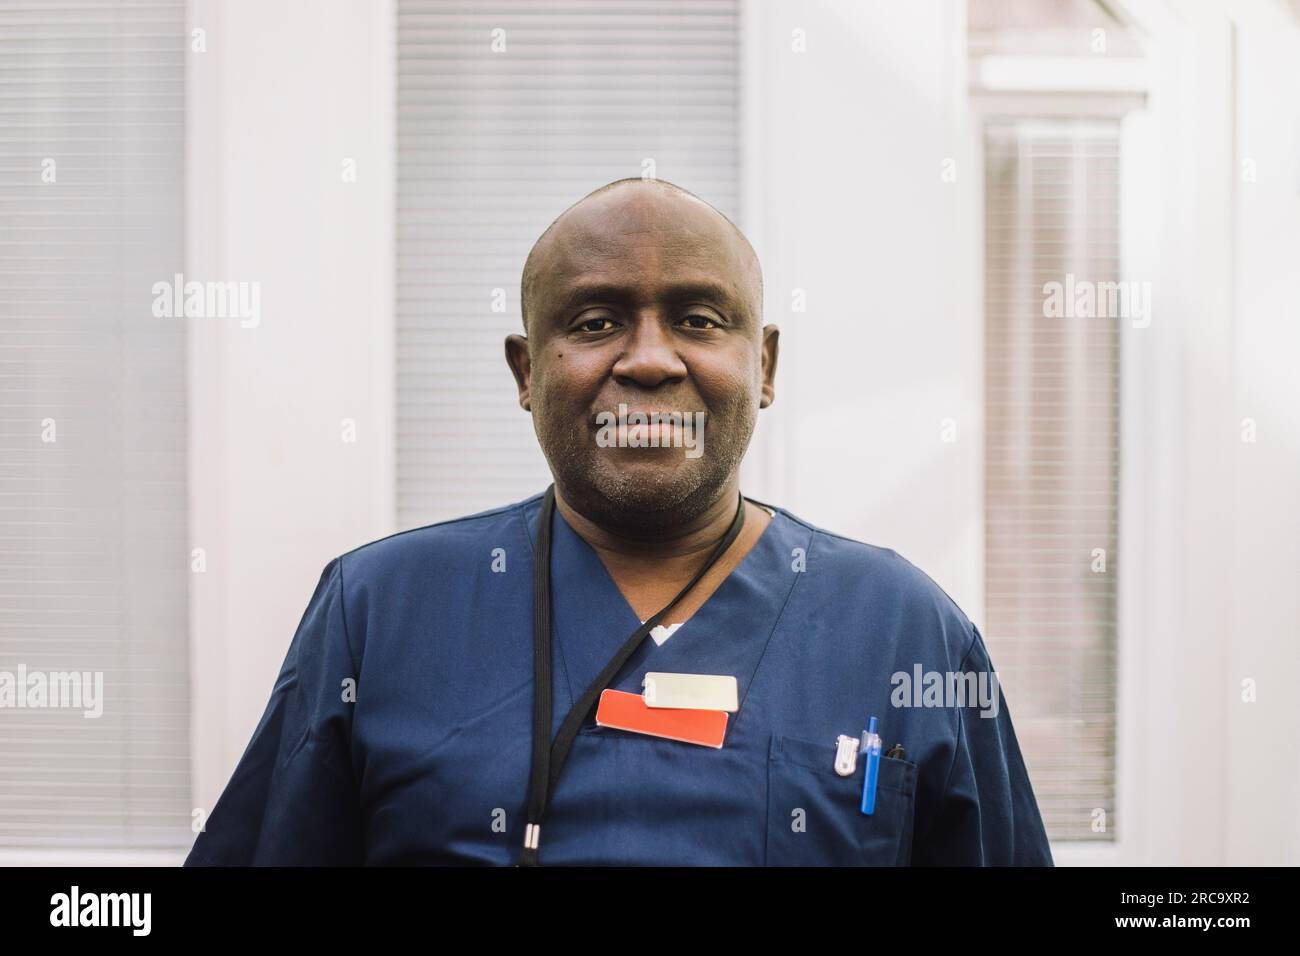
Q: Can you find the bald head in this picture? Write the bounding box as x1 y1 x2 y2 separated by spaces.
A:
519 178 762 335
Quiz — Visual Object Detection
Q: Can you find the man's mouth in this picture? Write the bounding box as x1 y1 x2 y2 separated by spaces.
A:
588 405 708 455
588 407 707 427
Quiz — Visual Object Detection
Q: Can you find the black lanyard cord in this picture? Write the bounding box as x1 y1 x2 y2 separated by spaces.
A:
519 483 747 866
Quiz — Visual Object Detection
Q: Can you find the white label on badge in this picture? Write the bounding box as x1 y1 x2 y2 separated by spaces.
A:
642 672 739 712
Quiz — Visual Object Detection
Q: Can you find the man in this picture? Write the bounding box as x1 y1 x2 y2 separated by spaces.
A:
185 178 1053 866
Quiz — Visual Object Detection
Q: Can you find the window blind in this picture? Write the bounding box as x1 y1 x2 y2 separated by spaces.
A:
0 0 190 848
396 0 741 528
983 120 1121 842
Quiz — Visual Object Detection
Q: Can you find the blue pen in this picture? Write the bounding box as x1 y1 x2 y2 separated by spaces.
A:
859 716 881 815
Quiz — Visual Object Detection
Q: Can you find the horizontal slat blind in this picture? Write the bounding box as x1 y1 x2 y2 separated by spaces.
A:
0 0 190 848
396 0 740 527
983 120 1121 842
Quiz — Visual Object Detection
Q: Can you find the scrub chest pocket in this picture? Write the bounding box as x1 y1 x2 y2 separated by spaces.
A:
765 734 917 866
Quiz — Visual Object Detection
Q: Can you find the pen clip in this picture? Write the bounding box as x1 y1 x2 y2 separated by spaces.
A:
833 735 859 776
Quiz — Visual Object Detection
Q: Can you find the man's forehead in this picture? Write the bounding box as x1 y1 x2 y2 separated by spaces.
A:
534 193 751 285
543 187 737 260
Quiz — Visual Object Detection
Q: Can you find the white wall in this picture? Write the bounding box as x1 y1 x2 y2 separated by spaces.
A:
1075 0 1300 867
1110 0 1237 866
186 0 396 823
740 0 984 622
1224 0 1300 866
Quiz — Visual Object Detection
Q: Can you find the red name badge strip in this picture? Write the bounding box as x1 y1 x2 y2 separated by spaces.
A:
594 689 728 749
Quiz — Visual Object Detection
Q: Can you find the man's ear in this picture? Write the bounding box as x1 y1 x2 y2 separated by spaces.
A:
759 324 779 409
504 334 532 411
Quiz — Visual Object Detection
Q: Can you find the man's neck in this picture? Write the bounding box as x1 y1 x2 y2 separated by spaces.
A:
552 480 744 563
551 480 772 622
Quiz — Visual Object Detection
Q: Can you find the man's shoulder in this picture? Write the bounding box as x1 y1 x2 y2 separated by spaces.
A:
337 491 543 583
775 505 904 569
775 505 978 659
776 505 953 595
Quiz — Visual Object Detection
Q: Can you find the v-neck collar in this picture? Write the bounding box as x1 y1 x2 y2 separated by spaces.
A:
562 495 777 642
520 490 805 733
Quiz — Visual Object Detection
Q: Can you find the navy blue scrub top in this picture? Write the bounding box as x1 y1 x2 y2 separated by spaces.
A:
185 490 1054 866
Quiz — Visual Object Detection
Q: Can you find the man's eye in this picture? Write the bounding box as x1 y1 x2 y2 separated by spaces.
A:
577 317 614 333
682 314 719 329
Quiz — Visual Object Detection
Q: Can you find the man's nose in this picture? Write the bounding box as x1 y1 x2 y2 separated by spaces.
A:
610 315 688 387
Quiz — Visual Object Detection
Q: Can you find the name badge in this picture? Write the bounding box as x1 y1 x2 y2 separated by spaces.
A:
595 689 728 748
642 672 739 712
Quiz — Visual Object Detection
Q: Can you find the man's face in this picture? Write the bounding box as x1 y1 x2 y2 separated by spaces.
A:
506 184 778 529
